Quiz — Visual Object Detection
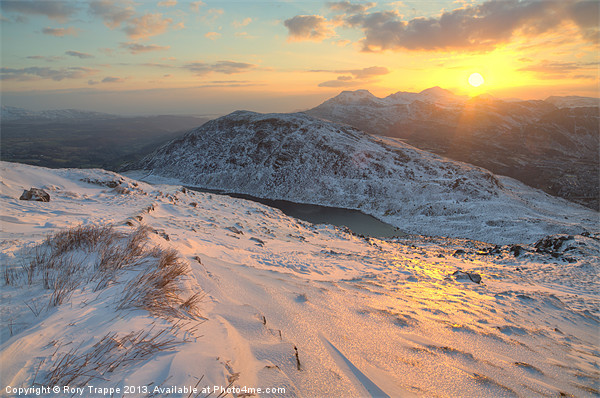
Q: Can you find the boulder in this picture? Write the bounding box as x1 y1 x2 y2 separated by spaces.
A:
19 188 50 202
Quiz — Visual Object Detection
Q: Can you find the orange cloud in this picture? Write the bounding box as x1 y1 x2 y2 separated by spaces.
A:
205 31 221 40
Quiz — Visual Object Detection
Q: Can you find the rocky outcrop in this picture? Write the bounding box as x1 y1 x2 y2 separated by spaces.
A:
19 188 50 202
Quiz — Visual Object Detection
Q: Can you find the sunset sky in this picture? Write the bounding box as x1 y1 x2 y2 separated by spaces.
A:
1 0 598 115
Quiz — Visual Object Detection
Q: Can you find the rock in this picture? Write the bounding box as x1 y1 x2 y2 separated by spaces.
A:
19 188 50 202
509 245 522 257
534 235 571 253
451 270 482 284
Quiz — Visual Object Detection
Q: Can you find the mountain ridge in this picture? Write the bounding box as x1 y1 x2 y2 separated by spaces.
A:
306 89 600 210
134 110 596 244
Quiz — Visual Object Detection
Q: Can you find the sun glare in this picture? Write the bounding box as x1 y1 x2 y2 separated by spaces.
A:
468 73 484 87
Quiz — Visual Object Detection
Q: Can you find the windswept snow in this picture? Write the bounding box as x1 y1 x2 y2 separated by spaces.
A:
1 162 598 397
134 111 597 245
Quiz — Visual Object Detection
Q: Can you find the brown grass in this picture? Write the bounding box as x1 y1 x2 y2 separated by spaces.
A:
45 328 181 387
117 248 204 320
11 224 203 317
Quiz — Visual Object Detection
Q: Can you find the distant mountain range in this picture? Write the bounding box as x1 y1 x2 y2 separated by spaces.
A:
1 105 119 122
1 106 209 170
306 88 599 209
133 111 596 244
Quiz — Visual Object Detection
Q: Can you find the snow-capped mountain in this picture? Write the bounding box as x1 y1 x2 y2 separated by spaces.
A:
1 105 118 121
306 89 600 210
134 111 596 244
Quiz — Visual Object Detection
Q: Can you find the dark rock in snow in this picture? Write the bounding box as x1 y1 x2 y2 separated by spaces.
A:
534 235 573 254
451 270 482 284
509 245 523 257
19 188 50 202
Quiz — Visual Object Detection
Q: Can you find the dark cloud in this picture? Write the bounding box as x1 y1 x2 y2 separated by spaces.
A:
184 61 257 75
0 1 78 22
101 76 125 83
120 42 170 54
294 0 599 52
567 0 599 28
89 0 135 28
65 51 94 59
1 66 98 81
567 1 600 43
42 27 78 37
283 15 334 41
327 1 375 14
26 55 63 62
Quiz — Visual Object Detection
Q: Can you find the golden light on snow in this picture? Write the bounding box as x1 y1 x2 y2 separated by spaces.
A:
468 73 485 87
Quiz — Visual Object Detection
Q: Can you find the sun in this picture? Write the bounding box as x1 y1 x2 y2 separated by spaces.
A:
468 73 484 87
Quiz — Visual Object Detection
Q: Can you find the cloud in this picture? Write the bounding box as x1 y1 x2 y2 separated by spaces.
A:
327 1 376 14
235 32 256 39
42 27 78 37
344 66 389 79
26 55 63 62
1 66 98 81
205 31 221 40
314 65 390 88
141 62 173 68
65 51 94 59
123 13 172 39
318 79 363 87
101 76 125 83
323 0 600 52
120 42 170 54
157 0 177 7
284 15 335 42
517 60 598 79
184 61 256 75
568 0 599 29
0 1 78 22
232 17 251 28
89 0 135 28
334 39 351 46
190 1 205 12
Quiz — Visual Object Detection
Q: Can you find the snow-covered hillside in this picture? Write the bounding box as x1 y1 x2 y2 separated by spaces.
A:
133 111 596 245
1 162 598 397
306 89 600 210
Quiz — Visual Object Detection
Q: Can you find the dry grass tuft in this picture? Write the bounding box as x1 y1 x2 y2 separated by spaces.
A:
117 249 204 320
10 224 202 314
45 328 181 387
45 224 120 257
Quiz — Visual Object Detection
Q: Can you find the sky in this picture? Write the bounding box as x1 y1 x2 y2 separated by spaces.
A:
1 0 599 115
